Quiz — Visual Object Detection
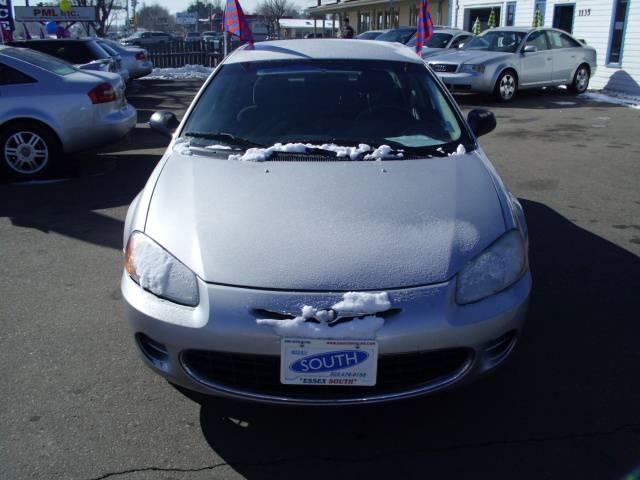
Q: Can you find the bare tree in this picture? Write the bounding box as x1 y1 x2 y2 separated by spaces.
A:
74 0 126 37
136 4 174 32
255 0 299 36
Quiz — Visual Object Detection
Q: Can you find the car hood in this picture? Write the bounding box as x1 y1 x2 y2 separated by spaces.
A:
145 148 506 290
429 49 512 64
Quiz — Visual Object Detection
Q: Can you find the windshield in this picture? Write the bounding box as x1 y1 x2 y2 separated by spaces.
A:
2 47 76 76
376 29 416 44
357 31 384 40
182 60 469 156
407 32 453 48
463 31 525 52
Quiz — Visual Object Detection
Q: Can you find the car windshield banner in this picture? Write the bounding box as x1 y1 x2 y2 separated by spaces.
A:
0 0 16 40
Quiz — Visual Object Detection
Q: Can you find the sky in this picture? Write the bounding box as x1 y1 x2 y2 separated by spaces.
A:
11 0 317 15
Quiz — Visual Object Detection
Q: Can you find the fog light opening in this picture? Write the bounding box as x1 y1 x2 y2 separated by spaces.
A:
484 330 517 368
136 333 169 367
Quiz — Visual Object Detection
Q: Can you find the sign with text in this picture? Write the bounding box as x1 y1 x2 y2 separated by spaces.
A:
14 6 97 22
1 0 16 36
176 12 197 25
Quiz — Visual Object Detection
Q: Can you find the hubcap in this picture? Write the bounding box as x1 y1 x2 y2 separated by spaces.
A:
3 131 49 175
500 74 516 99
576 68 588 91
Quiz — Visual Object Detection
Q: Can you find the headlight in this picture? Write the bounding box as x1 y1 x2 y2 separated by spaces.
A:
125 231 199 307
456 230 527 305
461 64 486 74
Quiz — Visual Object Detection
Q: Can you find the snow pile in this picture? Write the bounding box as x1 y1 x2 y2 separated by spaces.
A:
144 65 214 80
257 292 391 339
448 144 466 156
228 143 402 162
584 90 640 110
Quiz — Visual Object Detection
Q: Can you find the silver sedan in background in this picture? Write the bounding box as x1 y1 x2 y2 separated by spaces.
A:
406 28 475 58
427 27 597 101
97 38 154 80
0 46 136 179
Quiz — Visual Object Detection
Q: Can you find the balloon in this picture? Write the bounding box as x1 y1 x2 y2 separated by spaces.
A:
46 21 58 35
59 0 72 13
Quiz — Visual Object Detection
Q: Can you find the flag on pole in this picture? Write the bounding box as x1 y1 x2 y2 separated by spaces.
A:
224 0 254 45
415 0 434 56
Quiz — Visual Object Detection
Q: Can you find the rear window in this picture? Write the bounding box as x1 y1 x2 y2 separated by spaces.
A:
19 41 101 64
183 59 470 156
1 47 76 76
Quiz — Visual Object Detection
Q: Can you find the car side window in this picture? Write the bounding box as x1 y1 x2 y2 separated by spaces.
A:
547 30 564 48
560 33 581 48
0 63 37 85
450 35 471 48
525 30 550 50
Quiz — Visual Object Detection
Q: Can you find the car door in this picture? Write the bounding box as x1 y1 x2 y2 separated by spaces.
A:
519 30 553 86
0 61 39 126
548 30 583 83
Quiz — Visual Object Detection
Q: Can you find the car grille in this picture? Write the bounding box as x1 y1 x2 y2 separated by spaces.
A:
430 63 458 73
181 348 473 401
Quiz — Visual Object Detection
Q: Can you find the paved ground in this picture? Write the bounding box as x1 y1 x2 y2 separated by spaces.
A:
1 80 639 480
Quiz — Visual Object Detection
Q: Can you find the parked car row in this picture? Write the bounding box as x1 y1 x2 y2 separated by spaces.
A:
0 44 137 179
8 38 154 84
357 25 596 101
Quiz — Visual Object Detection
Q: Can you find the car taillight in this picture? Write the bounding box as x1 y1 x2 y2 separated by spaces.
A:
88 82 117 104
135 52 146 61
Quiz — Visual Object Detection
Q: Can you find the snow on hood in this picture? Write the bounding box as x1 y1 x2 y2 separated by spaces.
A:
228 143 403 162
257 292 390 339
145 149 506 290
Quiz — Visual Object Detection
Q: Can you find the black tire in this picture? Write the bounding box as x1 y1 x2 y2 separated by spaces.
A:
0 121 61 180
568 64 590 94
494 69 518 102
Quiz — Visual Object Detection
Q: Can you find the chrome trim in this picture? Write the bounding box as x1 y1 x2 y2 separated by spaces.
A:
179 351 475 405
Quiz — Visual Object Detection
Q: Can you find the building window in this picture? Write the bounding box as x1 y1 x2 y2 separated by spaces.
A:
506 2 516 26
608 0 629 64
534 0 546 25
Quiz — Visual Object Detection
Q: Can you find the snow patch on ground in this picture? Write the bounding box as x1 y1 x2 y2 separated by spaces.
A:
257 292 390 339
584 90 640 110
228 143 402 162
144 65 214 80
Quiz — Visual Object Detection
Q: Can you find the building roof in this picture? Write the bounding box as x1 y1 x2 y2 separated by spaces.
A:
278 18 338 29
309 0 397 14
225 39 424 65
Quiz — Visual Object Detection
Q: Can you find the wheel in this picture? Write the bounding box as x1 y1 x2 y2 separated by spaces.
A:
0 122 61 180
568 64 590 94
494 70 518 102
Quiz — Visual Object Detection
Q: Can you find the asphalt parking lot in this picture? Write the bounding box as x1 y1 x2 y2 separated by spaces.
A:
1 80 639 480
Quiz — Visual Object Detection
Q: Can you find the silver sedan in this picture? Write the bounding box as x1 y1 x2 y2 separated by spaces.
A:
97 39 154 80
427 27 597 101
406 28 475 58
0 46 137 179
122 39 531 405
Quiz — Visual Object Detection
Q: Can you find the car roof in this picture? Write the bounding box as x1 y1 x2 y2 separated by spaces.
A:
226 39 425 65
489 26 533 33
11 38 94 43
434 28 470 35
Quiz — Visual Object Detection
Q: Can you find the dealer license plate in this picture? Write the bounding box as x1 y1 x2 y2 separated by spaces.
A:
280 338 378 386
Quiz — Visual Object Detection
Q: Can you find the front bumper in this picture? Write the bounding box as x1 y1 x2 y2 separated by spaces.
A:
122 271 531 405
435 71 495 94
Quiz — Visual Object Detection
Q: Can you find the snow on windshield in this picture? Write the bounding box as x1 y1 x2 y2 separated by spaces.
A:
228 143 404 162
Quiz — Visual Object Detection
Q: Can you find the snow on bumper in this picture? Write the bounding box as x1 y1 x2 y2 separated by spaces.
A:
122 271 531 403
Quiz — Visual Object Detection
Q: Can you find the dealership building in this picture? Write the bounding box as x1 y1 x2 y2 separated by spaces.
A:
309 0 638 94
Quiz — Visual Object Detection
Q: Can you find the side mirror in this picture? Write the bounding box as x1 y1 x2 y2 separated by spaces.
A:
467 109 496 137
523 45 537 53
149 111 179 138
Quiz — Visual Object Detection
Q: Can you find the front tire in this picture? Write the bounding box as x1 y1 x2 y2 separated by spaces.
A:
0 122 61 180
568 64 590 94
494 70 518 102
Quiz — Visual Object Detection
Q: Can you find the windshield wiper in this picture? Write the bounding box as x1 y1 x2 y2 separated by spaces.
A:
183 132 264 148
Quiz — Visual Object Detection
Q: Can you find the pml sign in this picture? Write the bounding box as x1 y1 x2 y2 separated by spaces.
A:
14 6 97 22
0 0 16 35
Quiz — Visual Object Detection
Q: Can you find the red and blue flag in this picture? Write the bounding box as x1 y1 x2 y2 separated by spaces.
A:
224 0 254 45
415 0 434 56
